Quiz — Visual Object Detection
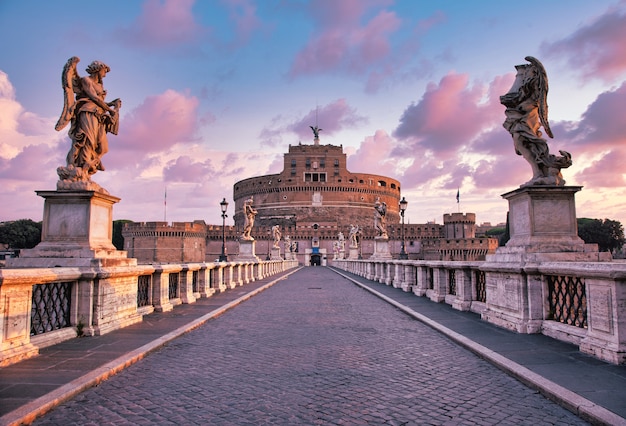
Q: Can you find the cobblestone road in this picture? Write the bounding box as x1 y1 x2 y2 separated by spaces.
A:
34 267 588 425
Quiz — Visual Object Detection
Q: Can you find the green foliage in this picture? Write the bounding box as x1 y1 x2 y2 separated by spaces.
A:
0 219 42 249
577 218 625 252
112 220 133 250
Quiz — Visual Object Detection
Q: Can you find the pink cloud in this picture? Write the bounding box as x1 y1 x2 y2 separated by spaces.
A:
347 130 397 176
0 143 61 181
117 0 207 48
118 90 201 153
393 72 505 155
164 155 216 182
288 1 400 78
575 149 626 188
260 99 368 146
566 81 626 149
542 5 626 82
221 0 264 46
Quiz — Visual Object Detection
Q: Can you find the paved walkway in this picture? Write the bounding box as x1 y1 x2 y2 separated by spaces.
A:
0 266 624 425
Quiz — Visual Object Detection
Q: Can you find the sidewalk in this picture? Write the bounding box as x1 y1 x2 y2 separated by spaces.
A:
0 268 302 426
0 266 624 425
332 267 626 426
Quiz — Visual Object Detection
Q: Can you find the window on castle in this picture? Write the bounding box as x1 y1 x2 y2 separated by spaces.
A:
334 159 339 166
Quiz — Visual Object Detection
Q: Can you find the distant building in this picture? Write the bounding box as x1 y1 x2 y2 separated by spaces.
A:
123 135 498 264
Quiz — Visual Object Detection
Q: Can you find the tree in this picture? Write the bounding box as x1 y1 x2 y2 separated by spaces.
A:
0 219 42 249
577 218 625 253
112 220 133 250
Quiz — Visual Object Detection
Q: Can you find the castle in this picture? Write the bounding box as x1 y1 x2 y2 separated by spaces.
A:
123 133 498 264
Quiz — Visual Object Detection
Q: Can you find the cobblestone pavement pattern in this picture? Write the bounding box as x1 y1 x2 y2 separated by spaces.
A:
33 267 588 425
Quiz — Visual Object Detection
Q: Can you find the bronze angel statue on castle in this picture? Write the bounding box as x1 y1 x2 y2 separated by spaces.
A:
500 56 571 186
55 56 122 189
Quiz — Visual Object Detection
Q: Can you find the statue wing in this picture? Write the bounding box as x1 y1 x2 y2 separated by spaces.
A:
54 56 81 131
525 56 553 139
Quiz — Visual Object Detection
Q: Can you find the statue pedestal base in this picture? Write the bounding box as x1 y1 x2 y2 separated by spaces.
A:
486 186 611 263
348 247 360 260
236 239 260 262
481 185 610 334
370 237 392 260
270 247 282 260
7 190 135 268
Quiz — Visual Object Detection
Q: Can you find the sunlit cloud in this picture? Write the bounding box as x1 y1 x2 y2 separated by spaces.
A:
542 5 626 82
116 0 208 48
259 99 368 146
288 0 400 78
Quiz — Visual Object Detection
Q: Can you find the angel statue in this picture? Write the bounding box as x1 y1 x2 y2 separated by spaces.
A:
310 125 322 140
241 197 257 240
55 56 122 189
272 224 281 248
500 56 571 186
349 224 360 248
374 198 388 238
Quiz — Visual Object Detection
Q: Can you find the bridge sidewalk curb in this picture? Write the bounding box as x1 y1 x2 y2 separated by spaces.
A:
0 267 302 426
330 267 626 426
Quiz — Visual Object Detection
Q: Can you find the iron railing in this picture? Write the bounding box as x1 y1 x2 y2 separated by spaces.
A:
547 275 587 328
137 275 151 307
475 270 486 303
31 282 72 336
169 273 179 300
192 270 199 293
448 269 456 295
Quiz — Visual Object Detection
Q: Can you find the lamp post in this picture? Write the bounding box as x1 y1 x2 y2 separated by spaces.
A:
219 198 228 262
399 196 408 259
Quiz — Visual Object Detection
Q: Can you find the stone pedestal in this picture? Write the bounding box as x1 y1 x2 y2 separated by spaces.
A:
236 239 260 262
481 186 610 334
488 186 610 263
7 190 135 268
270 247 282 260
348 247 359 260
370 237 392 260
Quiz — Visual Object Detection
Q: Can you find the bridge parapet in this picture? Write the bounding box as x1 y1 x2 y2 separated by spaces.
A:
333 258 626 365
0 259 298 367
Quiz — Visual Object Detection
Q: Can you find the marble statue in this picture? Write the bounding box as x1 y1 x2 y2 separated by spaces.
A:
310 125 322 139
337 232 345 251
272 225 281 248
349 224 360 248
500 56 571 186
241 197 257 240
55 57 122 189
374 198 387 238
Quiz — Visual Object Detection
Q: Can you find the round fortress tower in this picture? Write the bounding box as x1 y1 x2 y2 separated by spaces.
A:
233 139 401 234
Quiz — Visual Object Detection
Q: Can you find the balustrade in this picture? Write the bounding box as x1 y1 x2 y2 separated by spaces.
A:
333 258 626 365
0 259 298 367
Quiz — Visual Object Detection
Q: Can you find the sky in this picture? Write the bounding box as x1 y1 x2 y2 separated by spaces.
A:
1 0 625 227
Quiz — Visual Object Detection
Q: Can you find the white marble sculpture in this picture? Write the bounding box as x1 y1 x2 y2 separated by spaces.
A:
349 224 360 248
374 198 388 238
500 56 571 186
241 197 257 240
55 56 122 192
272 224 281 248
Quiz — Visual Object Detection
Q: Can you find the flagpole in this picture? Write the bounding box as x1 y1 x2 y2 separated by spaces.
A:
456 188 460 213
164 186 167 222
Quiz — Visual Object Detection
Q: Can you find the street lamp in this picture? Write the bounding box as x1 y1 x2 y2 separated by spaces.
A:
219 198 228 262
399 196 408 259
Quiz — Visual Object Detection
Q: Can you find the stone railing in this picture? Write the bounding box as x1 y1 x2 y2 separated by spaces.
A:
333 258 626 365
0 259 298 367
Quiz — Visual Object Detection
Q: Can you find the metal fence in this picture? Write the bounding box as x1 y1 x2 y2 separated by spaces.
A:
31 281 72 336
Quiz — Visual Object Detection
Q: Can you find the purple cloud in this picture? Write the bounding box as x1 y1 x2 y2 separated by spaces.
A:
542 5 626 82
